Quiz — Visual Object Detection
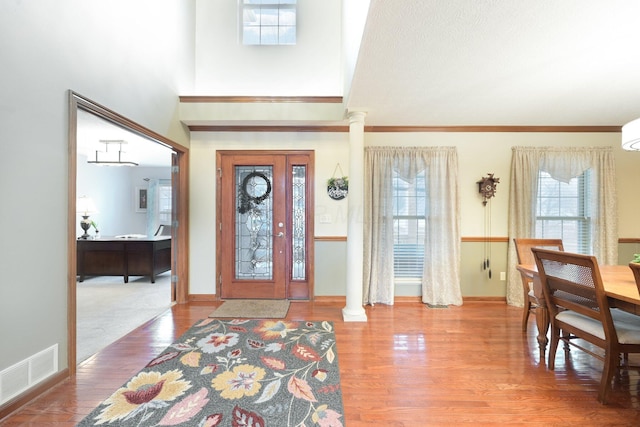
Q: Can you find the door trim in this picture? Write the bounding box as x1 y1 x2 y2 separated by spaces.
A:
67 91 190 375
216 150 315 300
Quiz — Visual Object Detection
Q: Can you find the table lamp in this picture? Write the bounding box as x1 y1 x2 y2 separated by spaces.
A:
77 196 98 239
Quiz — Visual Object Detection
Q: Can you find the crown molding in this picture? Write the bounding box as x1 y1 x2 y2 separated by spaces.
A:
186 123 621 133
179 96 343 104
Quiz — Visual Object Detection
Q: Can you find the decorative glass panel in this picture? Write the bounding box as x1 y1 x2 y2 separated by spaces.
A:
292 165 306 280
235 166 273 280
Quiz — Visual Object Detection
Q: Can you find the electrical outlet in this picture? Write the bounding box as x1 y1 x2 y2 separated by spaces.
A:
500 271 506 281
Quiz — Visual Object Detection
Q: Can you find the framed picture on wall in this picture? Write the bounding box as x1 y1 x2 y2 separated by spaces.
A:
135 186 148 212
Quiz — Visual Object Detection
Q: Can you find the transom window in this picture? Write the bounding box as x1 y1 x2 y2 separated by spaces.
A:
241 0 297 45
535 169 592 254
392 170 427 280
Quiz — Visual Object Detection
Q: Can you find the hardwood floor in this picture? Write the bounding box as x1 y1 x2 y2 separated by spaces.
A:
3 301 640 426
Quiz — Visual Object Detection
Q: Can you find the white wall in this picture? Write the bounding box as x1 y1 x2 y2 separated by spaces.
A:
188 129 640 298
0 0 194 373
193 0 343 95
189 132 350 295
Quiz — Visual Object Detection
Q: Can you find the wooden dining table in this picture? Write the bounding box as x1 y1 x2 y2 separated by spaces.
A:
516 263 640 362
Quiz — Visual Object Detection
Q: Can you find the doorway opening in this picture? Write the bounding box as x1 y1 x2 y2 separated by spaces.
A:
68 91 189 373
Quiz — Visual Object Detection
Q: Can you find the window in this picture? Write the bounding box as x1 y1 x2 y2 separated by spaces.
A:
392 170 426 280
535 169 592 254
241 0 296 45
157 182 172 225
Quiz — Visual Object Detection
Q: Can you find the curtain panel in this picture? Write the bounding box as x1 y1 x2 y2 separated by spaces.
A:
506 146 618 306
363 146 462 306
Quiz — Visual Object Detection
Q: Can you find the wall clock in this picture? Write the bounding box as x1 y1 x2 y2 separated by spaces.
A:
477 173 499 206
477 173 500 279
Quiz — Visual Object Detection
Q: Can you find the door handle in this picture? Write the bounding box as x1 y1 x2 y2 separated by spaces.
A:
276 232 284 238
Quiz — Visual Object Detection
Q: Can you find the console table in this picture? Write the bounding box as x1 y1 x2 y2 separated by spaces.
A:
77 236 171 283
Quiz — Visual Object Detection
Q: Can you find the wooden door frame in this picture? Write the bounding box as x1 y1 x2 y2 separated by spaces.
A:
216 150 315 300
67 91 190 375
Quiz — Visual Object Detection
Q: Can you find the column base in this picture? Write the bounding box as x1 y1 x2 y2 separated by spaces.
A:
342 306 368 322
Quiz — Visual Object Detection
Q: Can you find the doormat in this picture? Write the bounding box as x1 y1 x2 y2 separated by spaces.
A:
427 303 449 309
76 318 344 426
209 299 291 319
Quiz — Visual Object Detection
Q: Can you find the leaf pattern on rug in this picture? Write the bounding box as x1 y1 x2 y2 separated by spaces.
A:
76 319 344 427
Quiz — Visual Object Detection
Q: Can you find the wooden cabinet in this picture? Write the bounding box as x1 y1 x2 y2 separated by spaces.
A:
77 236 171 283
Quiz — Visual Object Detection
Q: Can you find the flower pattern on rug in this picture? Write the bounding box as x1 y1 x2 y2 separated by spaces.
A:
77 319 343 427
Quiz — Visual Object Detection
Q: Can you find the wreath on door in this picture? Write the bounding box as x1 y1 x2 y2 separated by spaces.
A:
238 171 272 214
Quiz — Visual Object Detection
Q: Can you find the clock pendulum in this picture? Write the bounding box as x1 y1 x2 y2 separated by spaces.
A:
484 196 492 278
477 174 500 279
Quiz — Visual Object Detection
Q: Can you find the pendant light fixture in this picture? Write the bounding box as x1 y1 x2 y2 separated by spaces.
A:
622 118 640 151
87 139 139 166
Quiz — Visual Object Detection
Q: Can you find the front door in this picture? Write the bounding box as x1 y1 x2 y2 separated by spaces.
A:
217 151 314 299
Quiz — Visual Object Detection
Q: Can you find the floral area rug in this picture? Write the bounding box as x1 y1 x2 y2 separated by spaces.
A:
76 319 344 426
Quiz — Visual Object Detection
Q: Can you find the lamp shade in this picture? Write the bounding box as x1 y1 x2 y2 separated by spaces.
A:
77 196 98 215
622 118 640 151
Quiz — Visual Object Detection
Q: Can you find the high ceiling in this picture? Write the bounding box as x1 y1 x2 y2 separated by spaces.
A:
77 109 173 168
79 1 640 166
346 0 640 127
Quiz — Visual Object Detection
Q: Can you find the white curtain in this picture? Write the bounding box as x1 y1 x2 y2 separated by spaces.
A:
146 179 160 237
363 146 462 306
506 146 618 306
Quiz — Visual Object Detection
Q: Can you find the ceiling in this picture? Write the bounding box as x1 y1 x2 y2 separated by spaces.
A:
78 1 640 166
346 0 640 127
77 109 173 168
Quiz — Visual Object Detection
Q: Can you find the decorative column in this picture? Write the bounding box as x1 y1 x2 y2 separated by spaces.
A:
342 111 368 322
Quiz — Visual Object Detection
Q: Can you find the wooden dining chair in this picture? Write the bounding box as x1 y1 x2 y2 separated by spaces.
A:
629 262 640 296
513 238 564 331
532 248 640 404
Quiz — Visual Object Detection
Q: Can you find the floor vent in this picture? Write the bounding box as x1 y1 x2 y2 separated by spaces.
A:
0 344 58 405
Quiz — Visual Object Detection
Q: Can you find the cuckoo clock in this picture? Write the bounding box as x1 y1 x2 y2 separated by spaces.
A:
477 173 499 206
477 173 500 278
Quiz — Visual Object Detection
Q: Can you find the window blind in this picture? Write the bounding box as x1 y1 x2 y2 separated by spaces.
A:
535 170 592 254
392 170 426 279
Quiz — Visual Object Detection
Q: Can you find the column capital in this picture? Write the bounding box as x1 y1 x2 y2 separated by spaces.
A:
347 110 367 125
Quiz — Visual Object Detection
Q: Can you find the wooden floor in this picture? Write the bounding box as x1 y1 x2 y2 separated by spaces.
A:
3 300 640 426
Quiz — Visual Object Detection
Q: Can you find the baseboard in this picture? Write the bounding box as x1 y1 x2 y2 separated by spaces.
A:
0 368 69 422
313 296 346 303
394 296 422 303
188 294 219 302
186 294 506 304
463 296 506 302
313 296 506 304
313 296 426 304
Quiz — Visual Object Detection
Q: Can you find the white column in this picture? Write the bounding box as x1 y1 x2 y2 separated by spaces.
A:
343 111 368 322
